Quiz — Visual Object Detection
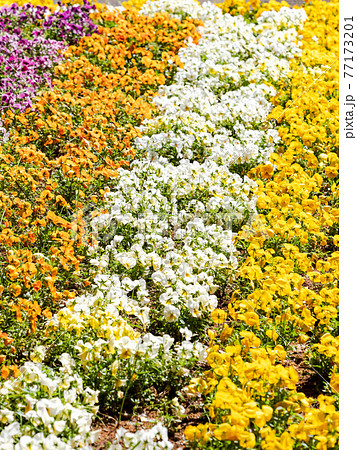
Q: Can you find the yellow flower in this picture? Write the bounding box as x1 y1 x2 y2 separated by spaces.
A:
188 378 208 394
111 360 119 376
266 328 279 342
184 425 199 442
239 430 256 448
324 166 338 179
213 423 233 441
220 324 234 341
330 370 339 393
240 331 261 349
184 424 210 443
211 309 227 324
260 164 274 179
243 311 260 329
207 329 216 340
207 351 225 368
225 345 241 357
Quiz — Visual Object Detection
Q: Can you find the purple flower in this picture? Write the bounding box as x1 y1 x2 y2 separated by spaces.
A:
42 0 98 46
0 31 65 112
0 0 98 113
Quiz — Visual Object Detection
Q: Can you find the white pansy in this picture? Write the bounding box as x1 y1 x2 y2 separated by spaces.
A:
115 252 137 269
172 397 186 418
0 363 97 448
116 336 138 358
163 305 180 322
59 353 75 374
0 421 21 441
53 420 66 434
109 422 173 450
0 409 14 425
30 345 47 363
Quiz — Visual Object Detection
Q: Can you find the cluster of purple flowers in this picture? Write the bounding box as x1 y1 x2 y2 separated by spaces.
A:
0 32 65 112
43 1 98 46
0 1 98 116
0 3 48 34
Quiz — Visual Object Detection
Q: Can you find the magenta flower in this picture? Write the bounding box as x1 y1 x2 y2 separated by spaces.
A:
0 1 98 114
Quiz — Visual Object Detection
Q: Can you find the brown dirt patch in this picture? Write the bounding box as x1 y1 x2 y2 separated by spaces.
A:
284 342 324 399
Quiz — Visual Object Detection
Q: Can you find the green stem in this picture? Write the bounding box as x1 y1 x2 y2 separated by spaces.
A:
118 357 138 424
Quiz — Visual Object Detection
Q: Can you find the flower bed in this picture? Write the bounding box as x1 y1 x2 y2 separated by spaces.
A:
0 0 338 448
184 0 339 448
0 0 200 375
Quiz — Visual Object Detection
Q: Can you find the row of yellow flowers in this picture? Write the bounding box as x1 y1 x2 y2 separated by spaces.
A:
185 0 339 448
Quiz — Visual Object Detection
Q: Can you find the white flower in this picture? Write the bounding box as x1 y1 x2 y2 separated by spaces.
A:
59 353 75 374
53 420 66 434
109 422 173 450
75 341 93 364
0 421 21 441
115 252 137 269
116 337 138 359
179 327 193 341
172 397 186 418
162 334 175 353
147 252 162 270
163 305 180 322
193 342 207 363
152 270 168 286
137 307 150 327
0 409 14 424
30 345 46 363
63 388 77 404
177 263 194 282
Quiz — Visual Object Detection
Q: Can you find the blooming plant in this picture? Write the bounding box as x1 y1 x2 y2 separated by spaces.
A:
0 1 98 113
0 360 100 448
0 0 201 374
183 0 339 448
0 0 338 448
109 423 174 450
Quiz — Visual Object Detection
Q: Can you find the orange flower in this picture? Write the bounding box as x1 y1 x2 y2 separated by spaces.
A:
32 280 42 292
260 164 274 179
42 309 53 319
0 332 13 346
9 284 21 297
6 265 19 281
1 366 10 380
22 262 37 279
47 211 71 229
9 365 20 378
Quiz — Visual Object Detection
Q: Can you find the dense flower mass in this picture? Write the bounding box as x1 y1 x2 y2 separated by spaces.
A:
0 0 338 448
0 1 97 113
41 0 98 45
0 32 65 112
0 0 201 376
182 0 339 448
0 361 99 449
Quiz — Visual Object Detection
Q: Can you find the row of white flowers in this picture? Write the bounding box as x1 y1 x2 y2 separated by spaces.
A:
0 1 307 448
137 1 306 167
